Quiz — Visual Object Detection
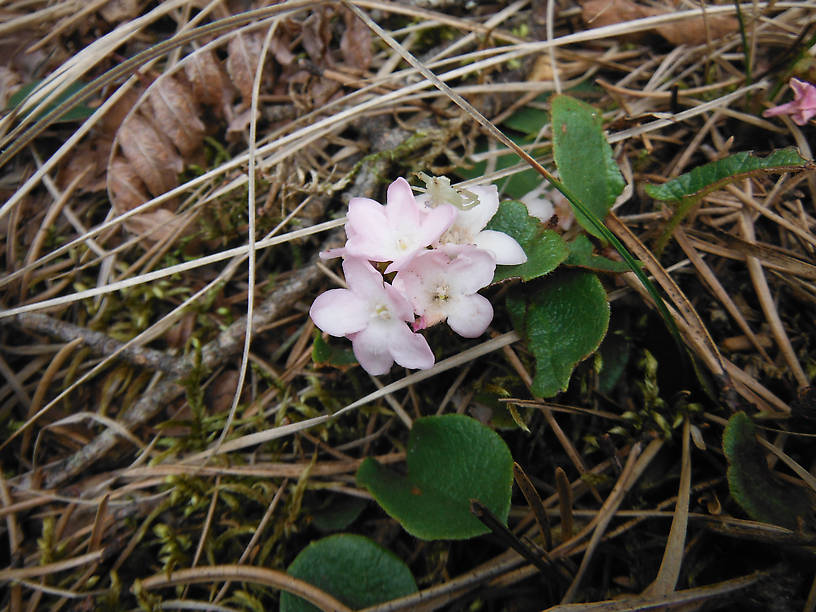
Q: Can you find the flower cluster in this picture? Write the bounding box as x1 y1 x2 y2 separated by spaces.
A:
310 176 526 375
763 78 816 126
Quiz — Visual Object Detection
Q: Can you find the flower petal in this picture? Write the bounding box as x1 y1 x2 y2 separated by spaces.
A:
349 325 394 375
446 294 493 338
385 177 421 226
342 256 386 298
474 229 527 265
310 289 368 336
345 197 393 261
389 322 435 370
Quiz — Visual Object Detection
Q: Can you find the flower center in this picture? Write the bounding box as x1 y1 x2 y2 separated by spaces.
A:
432 284 450 303
373 303 392 320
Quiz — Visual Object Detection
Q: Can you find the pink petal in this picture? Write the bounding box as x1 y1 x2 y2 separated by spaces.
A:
383 282 415 322
342 256 386 298
445 294 494 338
346 198 392 261
385 177 421 226
310 289 368 336
388 323 435 369
442 245 497 293
474 230 527 265
349 325 394 375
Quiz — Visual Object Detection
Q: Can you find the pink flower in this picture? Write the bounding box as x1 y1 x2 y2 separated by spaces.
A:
310 257 435 375
332 177 456 273
393 245 496 338
418 179 527 266
763 78 816 126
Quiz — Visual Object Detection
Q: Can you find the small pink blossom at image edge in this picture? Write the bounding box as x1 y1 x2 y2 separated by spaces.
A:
762 78 816 126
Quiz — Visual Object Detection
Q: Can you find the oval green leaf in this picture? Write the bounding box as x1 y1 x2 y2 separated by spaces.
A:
280 534 417 612
551 95 625 238
485 200 569 282
510 269 610 397
723 412 816 530
356 414 513 540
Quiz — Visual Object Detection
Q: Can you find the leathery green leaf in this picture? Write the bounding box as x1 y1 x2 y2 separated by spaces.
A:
645 148 809 202
551 95 625 238
356 414 513 540
512 269 610 397
485 200 569 282
281 534 417 612
723 412 816 530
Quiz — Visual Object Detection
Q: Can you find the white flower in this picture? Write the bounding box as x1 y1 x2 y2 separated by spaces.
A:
393 245 496 338
310 257 435 375
418 179 526 265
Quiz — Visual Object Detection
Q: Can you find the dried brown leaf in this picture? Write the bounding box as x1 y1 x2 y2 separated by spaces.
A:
207 370 240 415
184 49 233 112
581 0 737 45
124 207 188 244
227 32 265 108
57 139 109 193
146 76 205 157
302 7 333 66
108 156 149 213
340 7 372 72
117 113 182 198
656 14 737 46
581 0 657 31
226 106 260 138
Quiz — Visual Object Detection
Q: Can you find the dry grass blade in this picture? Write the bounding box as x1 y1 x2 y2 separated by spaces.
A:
645 420 691 596
139 565 353 612
546 570 770 611
560 439 663 603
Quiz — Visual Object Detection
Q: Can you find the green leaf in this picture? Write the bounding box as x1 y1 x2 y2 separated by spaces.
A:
7 80 95 123
722 412 816 530
501 96 550 136
511 269 610 397
311 496 367 532
312 332 356 367
645 148 809 202
485 200 569 282
281 534 417 612
551 95 625 238
356 414 513 540
564 235 631 273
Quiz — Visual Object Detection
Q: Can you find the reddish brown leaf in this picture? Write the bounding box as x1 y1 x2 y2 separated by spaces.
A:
184 49 233 112
117 113 182 198
226 32 265 108
146 76 205 157
581 0 737 45
302 7 334 66
656 15 737 46
124 208 188 244
108 156 149 213
340 7 372 72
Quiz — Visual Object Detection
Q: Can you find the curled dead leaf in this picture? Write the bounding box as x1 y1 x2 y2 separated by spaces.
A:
123 207 190 244
117 113 182 198
340 7 372 72
581 0 737 46
108 156 149 213
184 49 233 114
302 7 334 66
227 31 268 108
146 76 205 157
